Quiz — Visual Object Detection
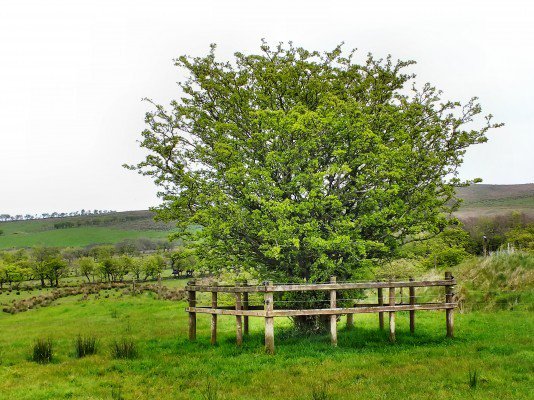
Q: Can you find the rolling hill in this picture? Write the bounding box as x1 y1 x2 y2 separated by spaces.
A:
0 210 175 249
1 184 532 249
455 183 534 219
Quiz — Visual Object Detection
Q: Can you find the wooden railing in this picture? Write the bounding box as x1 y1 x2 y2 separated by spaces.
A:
185 272 456 354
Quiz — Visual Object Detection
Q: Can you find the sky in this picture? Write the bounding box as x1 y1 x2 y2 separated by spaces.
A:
0 0 533 216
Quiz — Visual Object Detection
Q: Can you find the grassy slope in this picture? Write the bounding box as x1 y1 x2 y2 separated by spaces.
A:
0 211 173 249
0 227 170 249
455 183 534 218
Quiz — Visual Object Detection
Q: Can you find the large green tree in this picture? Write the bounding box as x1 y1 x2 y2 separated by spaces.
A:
128 42 501 283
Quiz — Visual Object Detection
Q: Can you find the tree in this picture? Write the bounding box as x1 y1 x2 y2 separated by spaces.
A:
142 255 166 281
128 41 501 287
45 258 68 287
77 257 98 283
32 247 60 288
130 257 144 281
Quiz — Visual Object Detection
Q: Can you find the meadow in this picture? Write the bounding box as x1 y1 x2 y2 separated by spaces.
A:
0 282 532 400
0 211 173 249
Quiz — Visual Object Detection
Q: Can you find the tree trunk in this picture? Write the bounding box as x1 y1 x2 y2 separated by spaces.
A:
292 315 331 333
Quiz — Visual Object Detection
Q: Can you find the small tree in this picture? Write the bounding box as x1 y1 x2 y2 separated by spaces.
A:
45 258 68 287
32 247 60 288
77 257 98 283
143 255 166 281
130 257 143 281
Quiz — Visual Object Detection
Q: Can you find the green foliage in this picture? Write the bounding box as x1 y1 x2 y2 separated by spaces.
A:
77 257 98 282
142 255 166 280
505 224 534 252
461 211 533 254
74 335 98 358
170 246 198 273
397 227 471 270
128 41 501 282
32 338 53 364
111 338 137 359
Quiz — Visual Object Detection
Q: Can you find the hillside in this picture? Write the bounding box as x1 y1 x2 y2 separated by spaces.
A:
455 183 534 219
1 184 532 249
0 210 175 249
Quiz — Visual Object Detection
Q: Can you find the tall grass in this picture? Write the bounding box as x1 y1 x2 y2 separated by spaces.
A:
111 338 137 359
32 338 53 364
74 335 98 358
455 252 534 311
311 383 330 400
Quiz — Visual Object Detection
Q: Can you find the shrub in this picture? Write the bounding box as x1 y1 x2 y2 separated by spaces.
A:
74 335 98 358
311 383 330 400
32 338 53 364
111 338 137 359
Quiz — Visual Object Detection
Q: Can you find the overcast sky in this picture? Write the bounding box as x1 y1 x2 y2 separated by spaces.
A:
1 0 532 215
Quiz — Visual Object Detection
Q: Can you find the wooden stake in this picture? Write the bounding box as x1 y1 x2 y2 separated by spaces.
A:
236 291 243 346
378 287 384 330
243 281 249 335
264 281 274 354
330 276 337 346
409 277 415 334
445 271 454 338
389 285 396 343
211 282 217 345
188 281 196 341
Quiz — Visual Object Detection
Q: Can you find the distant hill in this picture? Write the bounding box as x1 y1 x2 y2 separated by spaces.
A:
0 210 175 249
2 184 532 249
455 183 534 219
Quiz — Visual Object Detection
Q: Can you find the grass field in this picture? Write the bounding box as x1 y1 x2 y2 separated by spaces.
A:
0 211 174 249
0 291 532 400
0 226 171 249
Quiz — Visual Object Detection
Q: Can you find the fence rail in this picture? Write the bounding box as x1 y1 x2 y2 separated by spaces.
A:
185 272 456 354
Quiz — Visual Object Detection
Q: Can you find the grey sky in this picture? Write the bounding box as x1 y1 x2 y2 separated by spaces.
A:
1 0 532 215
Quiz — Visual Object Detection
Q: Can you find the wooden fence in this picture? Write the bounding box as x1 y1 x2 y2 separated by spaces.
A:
185 272 456 354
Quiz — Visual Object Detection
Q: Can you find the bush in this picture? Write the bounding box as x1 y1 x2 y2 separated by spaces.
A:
32 338 53 364
111 338 137 359
74 335 98 358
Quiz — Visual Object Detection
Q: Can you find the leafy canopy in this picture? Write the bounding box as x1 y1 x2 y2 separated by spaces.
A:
127 42 501 282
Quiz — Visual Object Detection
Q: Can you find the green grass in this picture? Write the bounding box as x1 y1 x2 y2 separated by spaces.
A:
0 210 176 249
0 293 532 399
0 226 171 249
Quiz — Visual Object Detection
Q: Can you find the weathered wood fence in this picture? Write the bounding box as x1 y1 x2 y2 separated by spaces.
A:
185 272 456 354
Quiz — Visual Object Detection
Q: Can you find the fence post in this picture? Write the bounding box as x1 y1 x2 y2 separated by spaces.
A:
211 282 217 345
445 271 454 338
409 277 415 334
389 283 396 343
330 276 337 346
378 287 384 330
264 281 274 354
347 313 354 330
236 290 243 346
243 280 249 335
188 280 196 341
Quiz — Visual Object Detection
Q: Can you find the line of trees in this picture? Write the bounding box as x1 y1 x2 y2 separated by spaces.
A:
0 209 116 222
0 242 196 290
